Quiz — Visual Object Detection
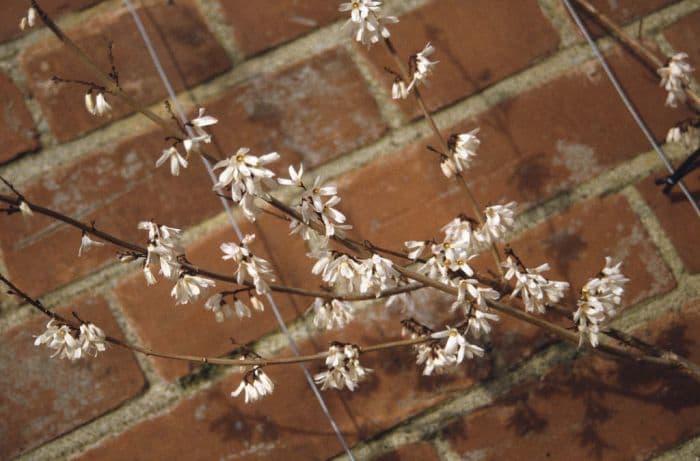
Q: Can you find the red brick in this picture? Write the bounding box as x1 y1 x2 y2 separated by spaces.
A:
374 442 439 461
338 47 691 234
663 10 700 66
203 48 386 168
219 0 341 56
637 169 700 274
0 295 145 459
0 72 39 164
0 0 102 44
0 129 224 297
113 220 304 381
20 0 230 142
76 361 359 460
362 0 560 117
441 298 700 461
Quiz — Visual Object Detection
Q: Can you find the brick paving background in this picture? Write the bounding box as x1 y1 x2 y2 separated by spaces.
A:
0 0 699 460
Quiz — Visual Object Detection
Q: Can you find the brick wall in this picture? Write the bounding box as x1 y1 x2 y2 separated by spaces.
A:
1 0 699 460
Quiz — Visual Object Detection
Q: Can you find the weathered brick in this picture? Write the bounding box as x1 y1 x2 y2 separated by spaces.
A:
218 0 341 56
0 72 38 164
203 48 386 168
663 9 700 64
338 47 690 232
76 360 359 460
637 169 700 273
361 0 560 117
113 220 304 381
373 442 439 461
0 295 145 459
20 0 230 142
441 298 700 461
0 0 102 44
0 129 224 297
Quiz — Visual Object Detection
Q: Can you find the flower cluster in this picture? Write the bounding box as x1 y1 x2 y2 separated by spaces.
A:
314 343 371 391
441 129 480 178
205 292 265 322
34 320 107 361
666 120 699 149
658 52 693 108
502 256 569 314
339 0 398 46
415 326 483 375
156 108 218 176
221 234 275 295
312 252 400 296
391 42 439 100
138 221 184 284
279 169 352 246
573 257 629 347
232 366 274 403
312 298 354 330
213 147 279 221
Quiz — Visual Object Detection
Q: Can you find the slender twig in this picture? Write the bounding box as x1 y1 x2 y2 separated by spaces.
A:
0 272 431 368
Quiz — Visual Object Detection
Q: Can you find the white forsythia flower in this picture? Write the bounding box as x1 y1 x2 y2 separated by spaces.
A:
78 232 104 257
502 256 569 314
19 200 33 217
658 52 693 107
277 163 304 187
666 124 699 149
79 323 107 357
447 129 480 174
34 320 82 360
573 257 629 347
171 274 215 305
477 202 517 243
415 343 456 376
20 7 37 30
312 298 354 330
431 327 484 365
204 293 234 322
188 107 218 141
221 235 276 295
314 343 371 391
156 146 188 176
407 43 438 91
212 148 279 221
138 221 184 284
391 77 408 100
339 0 398 46
85 92 112 116
404 240 428 260
232 366 274 403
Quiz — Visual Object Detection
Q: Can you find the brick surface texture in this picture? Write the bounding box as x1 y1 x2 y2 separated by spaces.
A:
1 0 699 460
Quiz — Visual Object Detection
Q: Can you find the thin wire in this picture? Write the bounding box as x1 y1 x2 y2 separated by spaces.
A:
562 0 700 217
122 1 356 458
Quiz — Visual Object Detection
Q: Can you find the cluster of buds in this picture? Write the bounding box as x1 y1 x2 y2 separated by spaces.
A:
573 257 629 347
34 320 107 361
314 343 371 391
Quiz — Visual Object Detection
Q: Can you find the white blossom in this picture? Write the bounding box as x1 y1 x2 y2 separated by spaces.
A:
34 320 82 361
574 257 629 347
314 343 371 391
220 235 275 295
20 7 37 30
666 124 699 149
312 298 354 330
85 92 111 116
440 156 459 178
477 202 517 243
502 256 569 314
139 221 183 284
79 323 107 357
431 327 484 364
19 200 33 217
277 164 304 187
405 240 428 260
339 0 397 46
448 129 480 173
189 107 218 141
233 299 251 319
171 274 215 305
156 146 188 176
391 78 408 99
416 343 455 376
78 232 104 257
408 43 438 91
204 293 234 322
232 366 274 403
658 52 693 107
